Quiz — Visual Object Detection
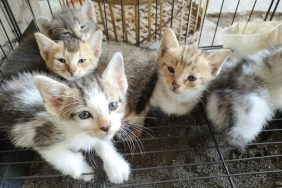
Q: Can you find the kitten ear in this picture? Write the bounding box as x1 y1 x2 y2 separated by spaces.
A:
36 16 51 34
159 28 179 57
102 52 128 94
81 0 97 23
207 49 232 77
34 75 70 115
89 30 103 57
186 31 199 45
34 32 58 62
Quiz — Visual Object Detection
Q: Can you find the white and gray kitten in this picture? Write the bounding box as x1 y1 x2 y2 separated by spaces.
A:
0 53 130 183
206 46 282 150
37 0 97 41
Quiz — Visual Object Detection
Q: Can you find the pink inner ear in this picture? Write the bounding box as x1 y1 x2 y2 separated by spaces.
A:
50 97 64 109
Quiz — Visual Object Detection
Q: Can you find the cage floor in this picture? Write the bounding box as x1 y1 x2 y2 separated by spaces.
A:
0 106 281 188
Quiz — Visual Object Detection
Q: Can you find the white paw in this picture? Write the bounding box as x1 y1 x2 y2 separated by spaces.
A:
104 158 130 184
70 162 94 182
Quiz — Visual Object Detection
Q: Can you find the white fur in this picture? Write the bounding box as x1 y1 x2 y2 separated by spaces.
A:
150 78 205 115
226 94 274 149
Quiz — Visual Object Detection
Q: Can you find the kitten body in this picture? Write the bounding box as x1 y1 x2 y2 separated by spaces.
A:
0 53 130 183
206 46 282 150
150 29 231 116
1 0 97 79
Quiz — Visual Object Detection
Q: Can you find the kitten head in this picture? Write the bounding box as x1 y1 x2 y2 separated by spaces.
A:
35 52 127 140
37 0 96 41
158 28 231 94
35 30 103 80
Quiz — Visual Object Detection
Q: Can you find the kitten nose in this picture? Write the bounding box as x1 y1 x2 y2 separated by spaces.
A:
100 125 111 133
68 68 76 74
172 82 181 90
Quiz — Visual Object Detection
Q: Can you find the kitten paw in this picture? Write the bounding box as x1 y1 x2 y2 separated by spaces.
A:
225 130 249 151
70 163 94 182
104 158 130 184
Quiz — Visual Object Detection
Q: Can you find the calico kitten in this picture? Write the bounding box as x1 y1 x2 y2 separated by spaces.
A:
206 46 282 150
1 0 97 78
149 29 231 116
0 53 130 183
37 0 97 41
34 30 102 80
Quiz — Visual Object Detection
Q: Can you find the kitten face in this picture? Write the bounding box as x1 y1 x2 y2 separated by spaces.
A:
35 30 102 80
35 53 127 140
37 0 96 41
158 29 231 95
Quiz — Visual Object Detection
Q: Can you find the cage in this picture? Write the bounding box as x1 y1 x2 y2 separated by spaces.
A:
0 0 281 187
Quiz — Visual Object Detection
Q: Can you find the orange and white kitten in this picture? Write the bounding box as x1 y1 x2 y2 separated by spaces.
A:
34 30 102 80
150 28 231 115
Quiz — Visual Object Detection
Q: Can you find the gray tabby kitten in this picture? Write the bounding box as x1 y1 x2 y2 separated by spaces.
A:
1 0 97 78
37 0 97 41
0 53 130 183
206 46 282 150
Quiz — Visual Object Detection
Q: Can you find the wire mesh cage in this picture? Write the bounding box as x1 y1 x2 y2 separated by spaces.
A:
0 0 282 187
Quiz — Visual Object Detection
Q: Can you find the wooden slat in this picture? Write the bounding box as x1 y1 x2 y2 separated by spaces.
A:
134 2 139 44
97 0 107 35
148 0 152 41
159 1 163 35
109 0 118 41
194 0 202 32
121 1 128 42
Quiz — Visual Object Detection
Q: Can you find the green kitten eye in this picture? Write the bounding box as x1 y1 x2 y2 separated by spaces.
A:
78 111 92 119
109 102 118 111
57 58 66 64
188 75 197 81
78 59 86 63
167 66 175 73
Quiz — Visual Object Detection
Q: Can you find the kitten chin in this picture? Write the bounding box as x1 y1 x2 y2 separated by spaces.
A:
0 53 130 183
206 46 282 150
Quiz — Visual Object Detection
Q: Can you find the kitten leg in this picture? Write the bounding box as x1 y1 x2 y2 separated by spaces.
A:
225 94 273 150
38 146 94 181
95 140 130 184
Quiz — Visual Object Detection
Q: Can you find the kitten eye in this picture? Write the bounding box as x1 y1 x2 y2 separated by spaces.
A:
57 58 66 64
108 102 118 111
78 59 86 64
80 24 87 30
167 66 175 73
78 111 92 119
62 31 70 36
187 75 197 81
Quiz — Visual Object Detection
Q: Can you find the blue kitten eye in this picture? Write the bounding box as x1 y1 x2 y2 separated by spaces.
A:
78 111 92 119
109 102 118 111
167 66 175 73
63 31 70 36
188 75 197 81
57 58 66 63
78 59 86 63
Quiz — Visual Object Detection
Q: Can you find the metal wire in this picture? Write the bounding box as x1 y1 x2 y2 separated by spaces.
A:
0 1 281 187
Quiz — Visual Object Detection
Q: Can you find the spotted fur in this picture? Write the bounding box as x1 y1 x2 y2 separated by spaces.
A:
206 46 282 150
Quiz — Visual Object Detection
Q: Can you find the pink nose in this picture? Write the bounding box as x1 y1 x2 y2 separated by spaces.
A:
68 68 76 74
100 125 110 132
172 82 181 90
